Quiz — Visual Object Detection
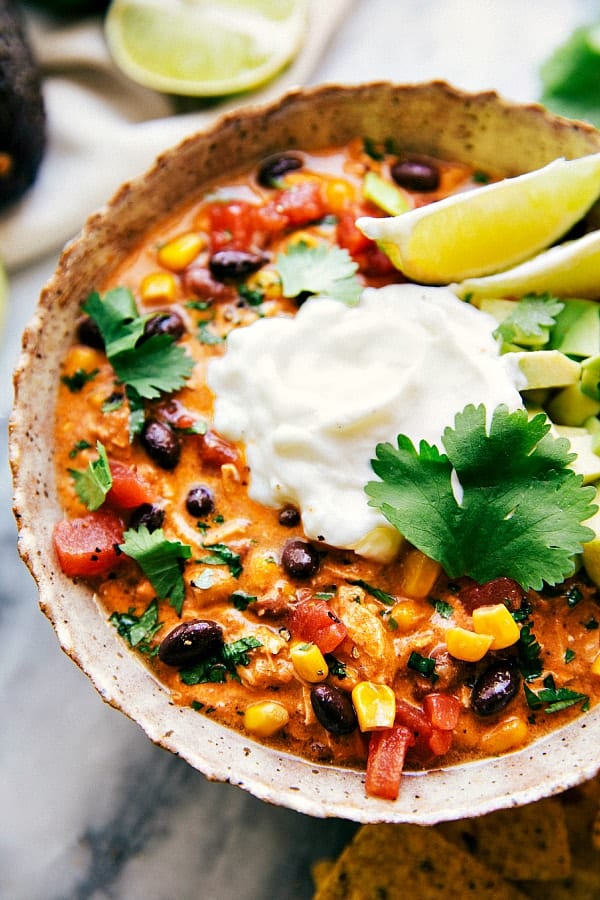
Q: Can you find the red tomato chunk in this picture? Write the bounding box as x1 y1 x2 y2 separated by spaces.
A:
53 511 124 577
289 597 347 654
366 724 414 801
106 461 154 510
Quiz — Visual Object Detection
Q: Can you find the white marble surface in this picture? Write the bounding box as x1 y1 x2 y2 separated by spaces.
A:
1 1 598 898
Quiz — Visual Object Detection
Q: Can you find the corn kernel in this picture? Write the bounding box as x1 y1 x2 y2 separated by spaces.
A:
324 177 355 213
287 230 320 249
446 627 493 662
390 599 428 633
592 652 600 676
245 552 279 591
157 232 205 271
472 603 520 650
246 268 282 300
243 700 289 737
351 681 396 731
399 549 441 598
63 345 101 376
480 715 528 755
290 641 328 682
140 271 178 305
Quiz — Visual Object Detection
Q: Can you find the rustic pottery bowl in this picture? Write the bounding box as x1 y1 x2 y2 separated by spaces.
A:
10 82 600 824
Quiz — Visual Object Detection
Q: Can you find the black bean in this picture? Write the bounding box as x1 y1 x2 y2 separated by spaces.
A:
281 538 320 579
209 250 268 281
142 310 185 342
158 619 224 667
391 158 440 192
278 505 300 527
129 503 164 533
185 485 214 518
141 419 181 470
76 315 104 349
257 153 303 187
310 684 357 736
471 659 521 716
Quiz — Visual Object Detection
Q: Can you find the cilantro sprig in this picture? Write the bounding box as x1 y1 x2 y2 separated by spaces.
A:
179 635 262 685
109 599 163 656
69 440 112 511
494 293 564 347
524 675 589 714
366 403 597 591
120 526 192 615
275 242 362 305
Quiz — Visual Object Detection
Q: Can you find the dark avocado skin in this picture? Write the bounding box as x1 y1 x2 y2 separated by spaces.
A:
0 0 46 209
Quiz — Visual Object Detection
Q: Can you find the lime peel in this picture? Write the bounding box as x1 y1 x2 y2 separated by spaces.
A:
356 153 600 284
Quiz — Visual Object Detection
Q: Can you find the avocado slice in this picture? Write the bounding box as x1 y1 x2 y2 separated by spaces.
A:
505 349 581 390
548 298 600 358
0 0 45 208
546 382 600 425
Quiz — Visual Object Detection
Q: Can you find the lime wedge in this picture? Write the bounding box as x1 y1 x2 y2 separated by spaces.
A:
356 153 600 284
452 230 600 302
105 0 309 97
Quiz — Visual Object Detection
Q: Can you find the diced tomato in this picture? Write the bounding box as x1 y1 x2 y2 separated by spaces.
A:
197 429 240 468
289 597 347 654
428 727 453 757
53 511 124 577
460 576 525 613
272 181 327 226
365 724 414 800
208 200 257 252
336 210 372 256
423 692 461 731
106 460 154 510
395 698 453 763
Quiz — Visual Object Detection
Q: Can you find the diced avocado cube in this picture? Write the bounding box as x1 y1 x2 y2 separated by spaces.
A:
549 298 600 358
362 171 410 216
546 382 600 425
580 354 600 400
553 425 600 483
480 298 549 348
507 350 580 390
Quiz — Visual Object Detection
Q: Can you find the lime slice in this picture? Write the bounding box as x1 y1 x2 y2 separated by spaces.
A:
452 230 600 302
105 0 309 97
356 154 600 284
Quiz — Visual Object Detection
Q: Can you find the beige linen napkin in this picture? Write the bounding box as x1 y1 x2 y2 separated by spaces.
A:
0 0 353 271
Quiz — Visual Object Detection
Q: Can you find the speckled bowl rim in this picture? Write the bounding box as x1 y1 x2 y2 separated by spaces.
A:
10 80 600 824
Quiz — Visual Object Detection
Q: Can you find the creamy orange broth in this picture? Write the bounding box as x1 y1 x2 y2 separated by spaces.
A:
53 139 600 773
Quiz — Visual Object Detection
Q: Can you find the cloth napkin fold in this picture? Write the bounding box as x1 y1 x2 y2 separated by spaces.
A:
0 0 353 271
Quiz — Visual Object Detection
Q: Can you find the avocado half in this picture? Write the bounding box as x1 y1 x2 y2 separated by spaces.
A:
0 0 46 209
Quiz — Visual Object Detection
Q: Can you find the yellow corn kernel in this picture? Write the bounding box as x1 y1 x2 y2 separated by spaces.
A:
446 627 493 662
480 716 528 755
592 652 600 676
399 548 441 598
351 681 396 731
140 271 178 305
324 177 355 213
290 641 328 683
287 229 321 250
244 552 279 591
243 701 289 737
63 345 102 376
246 268 282 300
157 232 205 271
472 603 520 650
390 599 428 633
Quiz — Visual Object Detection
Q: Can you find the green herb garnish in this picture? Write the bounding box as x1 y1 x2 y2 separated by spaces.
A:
275 242 362 305
494 293 564 347
109 599 162 655
69 440 112 510
407 651 437 680
61 368 99 392
429 597 454 619
68 439 92 459
230 590 257 611
180 635 262 685
120 526 192 615
366 403 597 590
524 680 589 714
200 543 243 578
347 578 395 606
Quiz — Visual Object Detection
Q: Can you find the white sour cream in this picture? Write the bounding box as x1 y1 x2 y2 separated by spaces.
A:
207 284 525 562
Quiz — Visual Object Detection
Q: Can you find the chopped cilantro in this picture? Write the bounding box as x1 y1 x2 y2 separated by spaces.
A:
109 599 162 655
230 590 257 611
524 682 589 714
69 440 112 511
325 654 347 679
185 299 212 311
494 293 564 347
238 283 265 307
472 170 491 184
584 617 599 630
564 647 576 663
200 543 243 578
362 137 385 160
101 392 124 413
347 578 395 606
407 651 437 679
517 621 543 682
180 635 262 685
61 368 99 392
191 700 204 711
198 321 225 345
83 287 194 401
366 403 597 591
68 439 92 459
275 241 362 305
429 597 454 619
314 591 336 601
120 526 192 616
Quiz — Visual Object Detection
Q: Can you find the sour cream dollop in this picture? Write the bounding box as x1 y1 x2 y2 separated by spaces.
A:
207 284 525 562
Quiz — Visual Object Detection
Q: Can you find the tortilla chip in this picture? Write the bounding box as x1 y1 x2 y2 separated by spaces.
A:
436 797 571 881
312 860 336 889
312 823 528 900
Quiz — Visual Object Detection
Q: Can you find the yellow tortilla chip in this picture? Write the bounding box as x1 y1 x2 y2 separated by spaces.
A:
437 797 571 881
312 859 335 889
312 823 528 900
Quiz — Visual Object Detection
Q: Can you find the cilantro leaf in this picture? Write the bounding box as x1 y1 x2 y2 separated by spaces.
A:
346 578 395 606
200 543 243 578
275 242 362 305
179 635 262 685
83 288 194 402
61 367 99 392
109 599 163 655
494 293 564 346
120 526 192 615
524 682 589 714
539 23 600 126
366 404 597 591
69 440 112 511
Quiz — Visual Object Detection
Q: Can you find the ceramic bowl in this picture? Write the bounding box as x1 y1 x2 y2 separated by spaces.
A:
10 81 600 824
